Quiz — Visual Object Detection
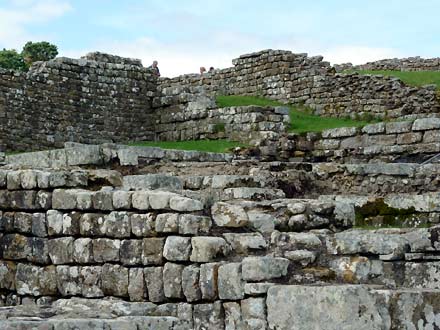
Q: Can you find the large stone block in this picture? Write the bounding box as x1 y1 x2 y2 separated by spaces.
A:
199 262 220 301
130 213 156 237
102 211 131 238
179 214 211 235
193 301 224 330
48 237 74 264
169 196 204 212
211 202 249 227
120 239 143 265
128 268 146 302
242 256 289 281
163 236 192 261
80 266 103 298
163 262 184 299
56 265 82 296
142 237 165 265
155 213 179 233
101 264 129 297
190 237 230 262
218 263 245 300
92 238 120 262
144 267 165 302
182 265 202 302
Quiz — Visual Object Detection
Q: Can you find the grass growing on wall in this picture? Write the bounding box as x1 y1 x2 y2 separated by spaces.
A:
351 70 440 90
128 139 245 153
216 95 375 133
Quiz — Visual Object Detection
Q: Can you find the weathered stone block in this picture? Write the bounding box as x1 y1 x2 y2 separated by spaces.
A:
211 202 249 227
130 213 155 237
48 237 74 264
92 238 120 262
92 190 114 211
142 237 165 265
144 267 165 302
190 237 230 262
155 213 179 233
101 264 129 297
112 190 132 209
73 238 93 263
128 268 146 302
0 261 16 291
218 263 245 300
80 266 103 298
102 211 131 238
413 118 440 131
200 262 220 301
396 132 422 144
32 213 47 237
163 262 184 299
56 265 81 296
182 265 202 302
120 239 143 265
178 214 211 235
169 196 203 212
163 236 192 261
223 233 267 254
132 191 150 210
193 301 224 330
242 256 289 281
79 213 106 236
52 189 77 209
1 234 32 260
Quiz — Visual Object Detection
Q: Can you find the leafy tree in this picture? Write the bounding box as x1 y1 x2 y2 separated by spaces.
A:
0 49 26 71
21 41 58 64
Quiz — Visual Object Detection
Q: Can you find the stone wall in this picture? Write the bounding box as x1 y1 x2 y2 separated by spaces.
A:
158 49 440 120
0 52 157 152
155 96 289 143
335 56 440 72
3 148 440 327
259 117 440 163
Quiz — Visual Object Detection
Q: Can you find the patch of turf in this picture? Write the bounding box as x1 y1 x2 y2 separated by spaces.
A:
127 139 245 153
216 95 375 133
350 70 440 90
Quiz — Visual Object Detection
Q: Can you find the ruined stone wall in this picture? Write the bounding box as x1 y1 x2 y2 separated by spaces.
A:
261 117 440 163
158 50 440 120
335 56 440 72
3 150 440 327
154 97 289 143
0 53 157 152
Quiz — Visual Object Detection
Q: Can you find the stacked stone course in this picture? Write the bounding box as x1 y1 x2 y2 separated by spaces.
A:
335 56 440 72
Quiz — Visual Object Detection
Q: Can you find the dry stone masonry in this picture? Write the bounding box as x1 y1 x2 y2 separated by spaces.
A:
2 49 440 329
335 56 440 72
1 49 440 152
2 142 440 328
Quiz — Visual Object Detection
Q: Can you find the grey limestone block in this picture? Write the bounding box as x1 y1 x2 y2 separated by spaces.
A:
101 263 129 297
92 190 114 211
169 195 203 212
80 266 104 298
130 213 156 237
56 265 82 296
73 238 93 264
163 236 192 261
120 239 143 265
178 214 211 235
182 265 202 302
48 237 74 265
1 234 32 260
128 268 146 302
155 213 179 233
190 237 230 263
92 238 120 263
218 263 245 300
142 237 165 265
211 202 249 228
199 262 220 301
242 256 289 281
163 262 184 299
193 301 224 330
144 266 165 302
102 211 131 238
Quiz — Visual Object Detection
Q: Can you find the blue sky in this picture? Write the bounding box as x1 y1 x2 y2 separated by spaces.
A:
1 0 439 76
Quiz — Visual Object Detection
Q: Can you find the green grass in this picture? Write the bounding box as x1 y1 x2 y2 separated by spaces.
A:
216 95 375 134
128 139 245 153
351 70 440 90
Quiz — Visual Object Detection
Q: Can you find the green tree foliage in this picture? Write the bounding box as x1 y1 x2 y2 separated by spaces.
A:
0 49 26 71
21 41 58 64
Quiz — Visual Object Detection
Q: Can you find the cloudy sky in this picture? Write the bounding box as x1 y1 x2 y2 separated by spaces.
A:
1 0 439 77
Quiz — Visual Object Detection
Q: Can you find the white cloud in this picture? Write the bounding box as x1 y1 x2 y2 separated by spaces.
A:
0 0 72 49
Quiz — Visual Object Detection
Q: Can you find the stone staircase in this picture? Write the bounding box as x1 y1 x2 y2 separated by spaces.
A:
2 143 440 329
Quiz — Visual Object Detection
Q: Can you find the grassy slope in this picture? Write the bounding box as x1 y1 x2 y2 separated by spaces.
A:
352 70 440 90
128 139 244 153
217 95 373 133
